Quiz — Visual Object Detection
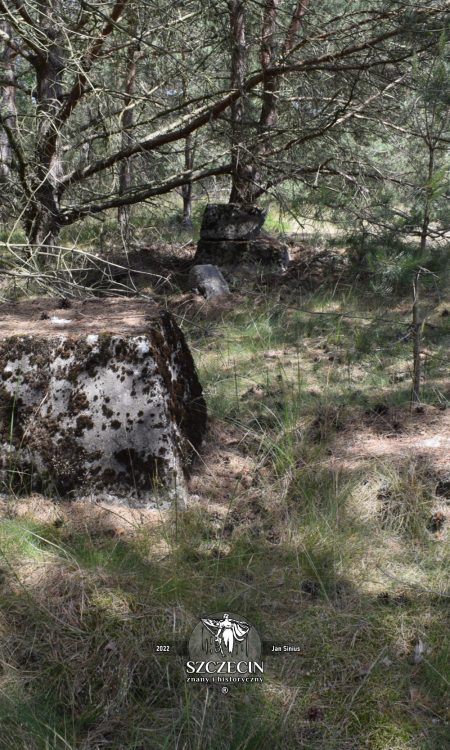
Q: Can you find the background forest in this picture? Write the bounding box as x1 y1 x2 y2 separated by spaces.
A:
0 1 449 749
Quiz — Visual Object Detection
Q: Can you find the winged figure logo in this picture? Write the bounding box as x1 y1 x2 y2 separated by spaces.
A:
201 613 250 657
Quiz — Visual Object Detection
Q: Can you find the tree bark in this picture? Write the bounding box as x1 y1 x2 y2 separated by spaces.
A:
411 271 422 404
228 0 309 205
118 33 138 247
419 144 435 255
244 0 280 205
181 47 193 228
25 2 65 251
181 132 194 227
0 20 16 194
228 0 253 204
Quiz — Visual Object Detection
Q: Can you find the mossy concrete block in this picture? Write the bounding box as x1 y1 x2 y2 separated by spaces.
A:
195 205 289 270
199 204 267 241
195 234 290 271
0 299 206 506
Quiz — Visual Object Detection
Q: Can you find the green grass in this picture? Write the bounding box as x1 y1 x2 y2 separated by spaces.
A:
0 238 449 749
0 471 449 748
0 472 450 750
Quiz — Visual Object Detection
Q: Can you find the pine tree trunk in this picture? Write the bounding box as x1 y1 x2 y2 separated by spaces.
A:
181 180 193 228
25 6 64 256
228 0 255 205
411 271 422 404
0 21 16 194
228 0 308 205
419 146 435 255
118 36 138 248
181 133 193 227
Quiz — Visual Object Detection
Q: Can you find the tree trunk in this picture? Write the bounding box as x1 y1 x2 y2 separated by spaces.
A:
411 271 422 404
181 134 193 228
118 35 138 248
25 5 65 254
181 183 193 227
181 182 192 229
412 143 435 405
230 0 280 206
244 0 280 205
419 145 435 255
181 50 193 228
0 21 16 195
228 0 254 204
228 0 308 205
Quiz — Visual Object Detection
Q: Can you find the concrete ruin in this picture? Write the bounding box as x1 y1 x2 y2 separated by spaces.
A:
188 264 230 299
194 203 290 270
0 298 207 507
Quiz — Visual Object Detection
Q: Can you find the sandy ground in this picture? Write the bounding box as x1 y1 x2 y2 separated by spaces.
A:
330 404 450 476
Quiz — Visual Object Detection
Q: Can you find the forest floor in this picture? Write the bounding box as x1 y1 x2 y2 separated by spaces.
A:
0 235 449 750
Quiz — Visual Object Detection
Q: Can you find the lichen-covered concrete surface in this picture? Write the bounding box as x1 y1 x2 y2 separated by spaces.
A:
194 204 289 269
0 299 206 506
